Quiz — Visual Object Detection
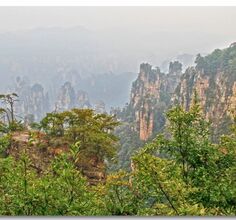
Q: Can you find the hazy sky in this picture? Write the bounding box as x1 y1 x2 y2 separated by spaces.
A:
0 7 236 68
0 7 235 34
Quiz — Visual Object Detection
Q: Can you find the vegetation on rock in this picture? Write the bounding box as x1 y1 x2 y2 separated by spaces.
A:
0 90 235 216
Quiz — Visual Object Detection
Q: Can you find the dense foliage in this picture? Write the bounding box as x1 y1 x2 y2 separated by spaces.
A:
0 93 24 133
40 109 119 163
0 95 235 216
98 101 236 216
195 44 236 74
130 103 236 215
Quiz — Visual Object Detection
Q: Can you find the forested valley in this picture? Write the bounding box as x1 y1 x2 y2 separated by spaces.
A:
0 39 236 216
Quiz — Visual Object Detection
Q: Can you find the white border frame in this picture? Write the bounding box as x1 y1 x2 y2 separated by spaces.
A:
0 0 235 6
0 1 234 219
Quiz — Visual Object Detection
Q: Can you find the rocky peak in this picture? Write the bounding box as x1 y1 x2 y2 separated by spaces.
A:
168 61 182 75
165 61 183 94
94 100 106 114
173 44 236 140
77 90 91 109
55 81 76 111
13 78 49 122
127 62 183 141
29 84 50 121
55 82 92 112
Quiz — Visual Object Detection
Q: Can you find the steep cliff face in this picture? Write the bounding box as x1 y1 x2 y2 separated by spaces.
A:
94 100 106 114
12 78 94 122
55 82 95 113
55 82 76 111
77 90 91 109
14 77 50 122
114 43 236 170
112 61 182 170
173 43 236 139
127 62 182 141
29 84 50 121
55 82 93 111
125 44 236 143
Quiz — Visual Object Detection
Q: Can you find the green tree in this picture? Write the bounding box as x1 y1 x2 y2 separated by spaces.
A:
0 93 18 124
0 93 23 132
40 108 120 164
195 53 206 71
0 143 102 215
130 99 236 215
